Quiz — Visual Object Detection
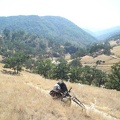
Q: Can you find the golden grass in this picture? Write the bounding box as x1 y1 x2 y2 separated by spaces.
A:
80 45 120 73
111 46 120 57
81 55 94 64
109 40 117 46
0 63 120 120
81 55 120 73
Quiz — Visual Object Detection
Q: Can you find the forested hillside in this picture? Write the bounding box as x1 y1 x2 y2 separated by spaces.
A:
0 15 97 47
0 29 86 58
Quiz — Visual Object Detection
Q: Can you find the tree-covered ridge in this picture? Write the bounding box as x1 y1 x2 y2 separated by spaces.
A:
0 15 97 47
1 29 112 64
0 29 112 60
1 29 89 62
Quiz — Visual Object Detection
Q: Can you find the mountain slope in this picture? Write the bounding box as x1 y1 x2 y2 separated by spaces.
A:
0 15 97 47
93 26 120 40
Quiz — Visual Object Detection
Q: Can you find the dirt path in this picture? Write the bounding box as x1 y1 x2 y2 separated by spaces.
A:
84 104 119 120
25 81 119 120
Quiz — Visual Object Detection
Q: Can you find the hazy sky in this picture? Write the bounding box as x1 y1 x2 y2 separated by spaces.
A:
0 0 120 32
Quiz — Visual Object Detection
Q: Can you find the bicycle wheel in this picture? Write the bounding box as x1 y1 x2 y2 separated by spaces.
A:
72 96 85 109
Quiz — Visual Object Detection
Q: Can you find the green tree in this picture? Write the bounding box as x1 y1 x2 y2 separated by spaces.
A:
36 59 53 78
92 69 107 87
52 61 69 81
71 48 87 59
24 59 35 71
80 66 107 86
69 67 81 82
69 59 82 68
80 66 95 85
3 29 11 40
57 57 67 63
4 52 29 73
105 62 120 91
65 45 78 54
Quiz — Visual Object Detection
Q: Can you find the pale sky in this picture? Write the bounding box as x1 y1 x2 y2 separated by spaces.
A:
0 0 120 32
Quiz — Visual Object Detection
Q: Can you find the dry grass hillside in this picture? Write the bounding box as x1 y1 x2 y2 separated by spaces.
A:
80 45 120 73
0 63 120 120
111 46 120 57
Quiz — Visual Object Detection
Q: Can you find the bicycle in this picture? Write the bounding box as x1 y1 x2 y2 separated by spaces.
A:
49 87 86 110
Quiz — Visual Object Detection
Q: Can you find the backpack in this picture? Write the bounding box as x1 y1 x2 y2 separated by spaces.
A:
57 81 68 93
